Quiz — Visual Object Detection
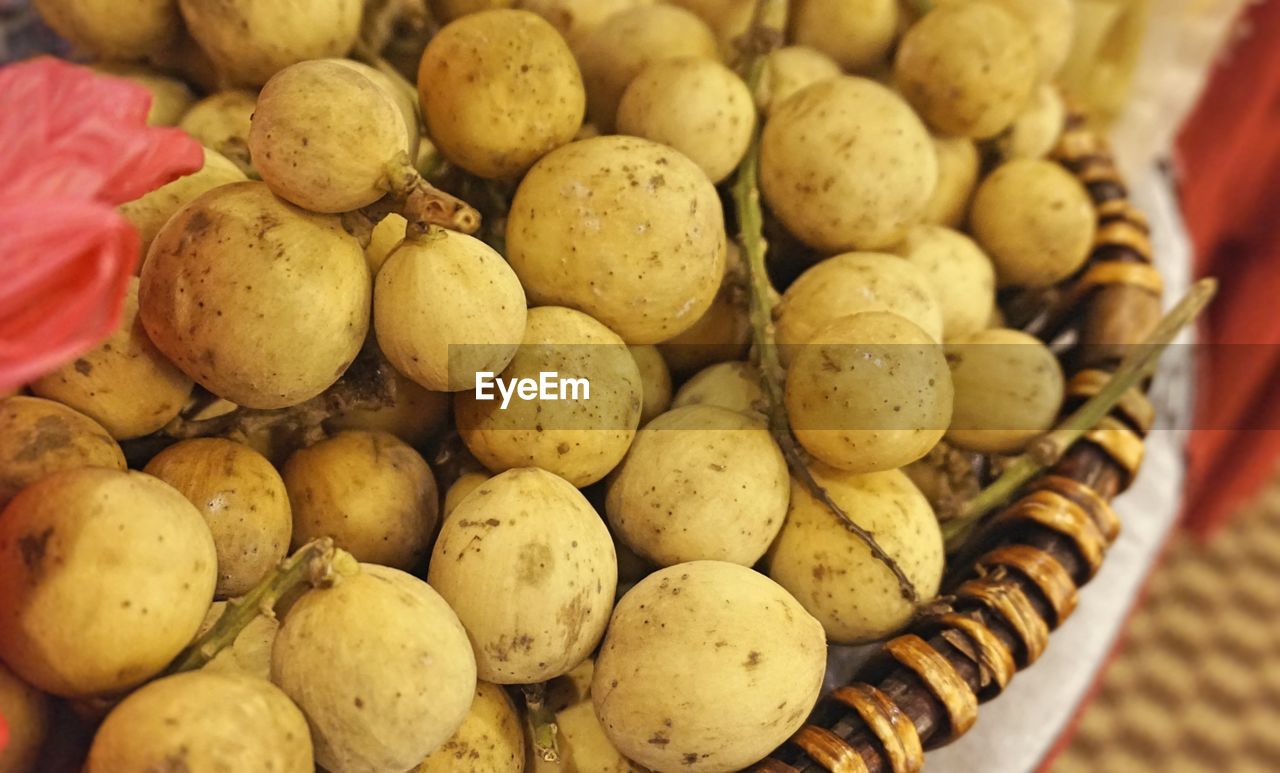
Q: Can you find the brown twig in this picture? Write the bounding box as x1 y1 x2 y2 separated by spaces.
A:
730 0 918 603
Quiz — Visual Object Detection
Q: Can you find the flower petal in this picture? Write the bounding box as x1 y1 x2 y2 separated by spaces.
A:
0 197 137 392
0 57 202 205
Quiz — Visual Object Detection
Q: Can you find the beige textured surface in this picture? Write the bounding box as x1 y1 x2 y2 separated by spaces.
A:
1053 474 1280 772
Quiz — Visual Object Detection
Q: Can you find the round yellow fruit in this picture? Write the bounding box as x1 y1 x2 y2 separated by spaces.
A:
420 10 585 179
179 90 258 176
616 57 754 184
606 405 787 566
250 59 412 213
574 4 718 131
998 83 1067 161
31 281 193 440
776 252 944 357
671 361 765 420
945 328 1064 453
272 564 477 772
418 682 525 772
894 2 1037 138
756 45 841 116
786 312 953 473
140 182 371 409
790 0 898 72
761 77 937 252
0 396 125 509
144 437 292 598
887 225 996 340
767 465 943 642
429 467 617 683
178 0 363 86
970 158 1096 288
443 471 492 517
374 229 528 392
284 431 439 571
120 146 247 267
593 561 826 773
455 306 643 486
90 64 193 125
86 671 313 773
922 135 980 227
0 468 216 698
628 344 672 425
507 136 726 344
35 0 178 60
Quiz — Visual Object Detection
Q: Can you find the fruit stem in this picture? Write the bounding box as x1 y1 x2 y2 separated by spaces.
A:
383 157 483 236
165 538 353 674
522 683 560 763
731 0 919 604
943 278 1217 552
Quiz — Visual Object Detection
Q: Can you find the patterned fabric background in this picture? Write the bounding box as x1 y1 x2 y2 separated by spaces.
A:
1053 472 1280 771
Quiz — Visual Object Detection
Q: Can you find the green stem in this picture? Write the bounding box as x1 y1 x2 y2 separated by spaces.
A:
165 539 347 674
522 683 560 763
731 0 918 603
943 278 1218 552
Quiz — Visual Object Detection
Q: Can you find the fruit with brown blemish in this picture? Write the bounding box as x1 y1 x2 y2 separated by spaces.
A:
428 467 617 684
969 158 1097 288
0 396 126 510
374 229 528 393
761 76 937 252
574 4 718 132
418 681 525 772
893 1 1037 138
945 328 1065 453
775 252 945 361
139 181 370 409
31 281 194 440
249 59 413 213
0 467 216 698
178 0 363 86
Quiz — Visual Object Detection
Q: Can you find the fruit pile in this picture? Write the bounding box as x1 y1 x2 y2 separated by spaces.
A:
1 0 1093 771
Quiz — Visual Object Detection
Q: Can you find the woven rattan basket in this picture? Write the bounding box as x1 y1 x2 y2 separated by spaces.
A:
753 112 1164 773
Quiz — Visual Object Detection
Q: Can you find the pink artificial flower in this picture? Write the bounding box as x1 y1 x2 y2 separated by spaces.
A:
0 57 202 393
